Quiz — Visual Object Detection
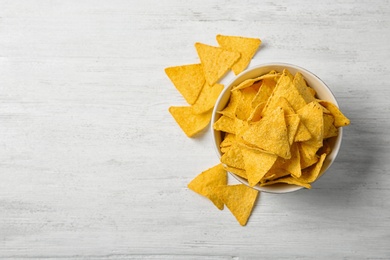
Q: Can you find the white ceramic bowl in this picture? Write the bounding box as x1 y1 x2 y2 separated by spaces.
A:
211 63 343 193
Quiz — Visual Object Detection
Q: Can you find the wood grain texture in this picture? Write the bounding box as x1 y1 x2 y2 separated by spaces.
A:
0 0 389 259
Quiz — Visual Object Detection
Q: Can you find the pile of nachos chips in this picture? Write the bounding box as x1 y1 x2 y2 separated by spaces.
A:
165 35 350 226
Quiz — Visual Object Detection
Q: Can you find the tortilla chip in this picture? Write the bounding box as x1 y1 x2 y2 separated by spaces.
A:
235 86 258 120
165 63 205 105
218 90 241 118
195 42 240 85
248 101 266 122
241 147 278 186
297 101 324 148
192 83 224 114
251 77 277 108
298 153 327 183
294 120 312 142
323 114 338 139
214 184 259 226
169 106 212 137
261 176 311 189
232 71 279 91
285 114 301 145
220 143 245 169
188 164 227 210
262 71 307 117
223 165 248 179
298 144 319 169
216 35 261 75
281 143 301 178
318 100 350 127
220 133 236 148
293 72 316 104
241 107 291 159
213 115 236 134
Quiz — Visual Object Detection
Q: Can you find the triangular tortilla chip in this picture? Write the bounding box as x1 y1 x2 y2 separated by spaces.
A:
169 106 211 137
241 147 278 186
218 89 241 118
221 143 245 169
213 115 236 134
262 71 307 117
281 143 301 178
235 86 258 120
294 120 312 142
216 35 261 75
323 113 338 139
188 164 227 210
214 184 259 226
241 107 291 159
297 101 324 148
298 143 319 169
232 71 279 91
293 72 316 104
285 114 301 145
223 165 248 179
261 176 311 189
318 100 350 127
298 153 327 183
165 63 205 105
251 75 278 108
195 42 240 85
192 83 224 114
220 133 236 148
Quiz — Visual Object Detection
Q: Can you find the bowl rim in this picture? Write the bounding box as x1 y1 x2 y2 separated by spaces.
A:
211 62 343 194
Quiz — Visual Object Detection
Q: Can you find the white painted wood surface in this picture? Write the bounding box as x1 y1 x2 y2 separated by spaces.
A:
1 0 389 259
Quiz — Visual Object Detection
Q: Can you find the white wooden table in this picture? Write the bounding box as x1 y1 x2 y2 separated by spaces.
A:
1 1 389 259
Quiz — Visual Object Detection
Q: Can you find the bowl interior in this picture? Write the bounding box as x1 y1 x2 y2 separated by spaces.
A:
211 63 343 193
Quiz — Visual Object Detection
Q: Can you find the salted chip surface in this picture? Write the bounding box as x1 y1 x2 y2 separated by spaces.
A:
216 35 261 75
221 143 245 170
195 42 240 85
188 164 227 210
214 184 259 226
192 83 224 114
165 63 205 105
298 153 327 183
241 107 291 159
241 147 278 186
169 106 211 137
297 101 324 148
318 100 351 127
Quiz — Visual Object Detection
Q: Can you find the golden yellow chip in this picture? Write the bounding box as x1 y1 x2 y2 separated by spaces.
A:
214 184 259 226
285 114 301 145
247 101 266 122
251 78 276 109
216 35 261 75
220 143 245 170
293 72 316 104
241 107 291 159
262 71 307 117
294 120 312 142
241 147 278 186
323 113 338 139
232 71 279 91
213 115 236 134
169 106 211 137
280 143 301 178
297 101 324 148
165 63 205 105
235 86 258 120
223 165 248 179
188 164 227 210
298 143 319 169
218 90 241 118
298 153 327 183
261 176 311 189
192 83 224 114
318 100 350 127
220 133 236 148
195 42 240 85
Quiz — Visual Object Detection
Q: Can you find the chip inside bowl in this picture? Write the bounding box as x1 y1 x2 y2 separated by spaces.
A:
213 68 350 190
